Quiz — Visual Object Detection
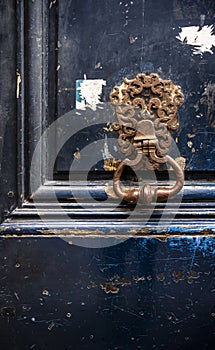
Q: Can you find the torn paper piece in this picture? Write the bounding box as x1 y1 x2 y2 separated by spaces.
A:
176 25 215 55
76 79 106 110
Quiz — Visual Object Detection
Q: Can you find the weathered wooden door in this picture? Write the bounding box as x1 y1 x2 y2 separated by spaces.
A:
0 1 214 349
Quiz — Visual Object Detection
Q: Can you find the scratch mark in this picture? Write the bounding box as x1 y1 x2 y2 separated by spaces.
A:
94 31 106 69
113 305 144 320
14 292 19 301
140 0 145 68
48 321 55 331
190 237 201 269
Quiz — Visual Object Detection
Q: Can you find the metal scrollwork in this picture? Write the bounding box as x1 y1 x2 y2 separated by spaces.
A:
110 73 185 204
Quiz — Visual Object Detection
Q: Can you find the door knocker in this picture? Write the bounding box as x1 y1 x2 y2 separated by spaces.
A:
110 73 184 204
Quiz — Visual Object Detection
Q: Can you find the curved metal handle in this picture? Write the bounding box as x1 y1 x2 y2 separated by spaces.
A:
113 154 184 205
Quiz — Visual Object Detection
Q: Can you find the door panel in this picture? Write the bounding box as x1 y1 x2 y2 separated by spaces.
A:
0 236 214 350
0 2 214 349
56 0 215 172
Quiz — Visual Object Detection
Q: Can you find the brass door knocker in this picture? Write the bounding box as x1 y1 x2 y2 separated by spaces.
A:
110 73 184 205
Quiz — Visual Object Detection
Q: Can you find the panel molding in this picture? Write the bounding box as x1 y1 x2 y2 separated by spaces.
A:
0 0 215 235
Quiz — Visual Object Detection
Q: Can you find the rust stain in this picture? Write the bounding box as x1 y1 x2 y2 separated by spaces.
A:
156 273 165 282
109 229 117 234
187 270 200 284
100 282 120 294
100 275 131 294
129 228 149 234
172 270 185 283
187 270 200 279
133 275 145 282
1 227 214 238
87 281 97 289
187 133 196 138
146 275 152 281
200 229 214 235
110 275 131 286
187 278 194 284
85 267 210 296
36 229 104 235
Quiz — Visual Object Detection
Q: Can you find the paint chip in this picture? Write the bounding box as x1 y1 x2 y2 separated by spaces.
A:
100 282 120 294
16 71 21 98
129 35 138 44
48 321 55 331
73 151 81 159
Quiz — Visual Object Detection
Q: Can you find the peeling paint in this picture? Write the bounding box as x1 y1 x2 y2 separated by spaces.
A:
103 158 120 171
16 70 21 99
100 282 120 294
133 275 145 282
129 35 138 44
73 150 80 159
177 25 215 55
172 270 185 283
100 275 132 294
187 133 196 139
156 273 165 282
187 141 193 148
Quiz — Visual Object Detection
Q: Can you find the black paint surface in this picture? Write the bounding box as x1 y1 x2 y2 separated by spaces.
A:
0 237 214 350
0 3 215 349
56 0 215 172
0 0 17 222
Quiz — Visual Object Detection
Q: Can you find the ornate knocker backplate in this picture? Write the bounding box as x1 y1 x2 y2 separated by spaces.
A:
110 73 185 204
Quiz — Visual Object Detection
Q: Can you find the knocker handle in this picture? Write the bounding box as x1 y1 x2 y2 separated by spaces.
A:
110 73 185 205
113 155 184 205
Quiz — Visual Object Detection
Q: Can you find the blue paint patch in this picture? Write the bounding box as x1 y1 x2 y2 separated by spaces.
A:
76 80 84 107
167 236 215 257
136 238 157 251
